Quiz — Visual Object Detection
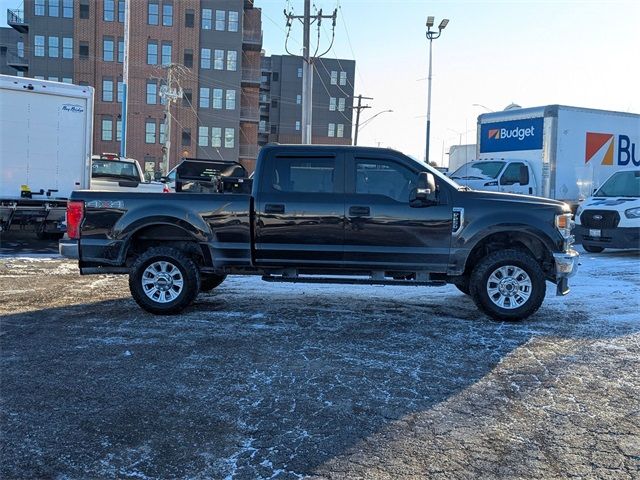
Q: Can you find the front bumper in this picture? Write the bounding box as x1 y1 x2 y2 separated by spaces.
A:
553 249 579 296
574 225 640 250
59 239 79 259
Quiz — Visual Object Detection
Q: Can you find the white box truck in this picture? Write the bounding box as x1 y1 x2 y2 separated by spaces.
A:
0 75 93 239
449 105 640 209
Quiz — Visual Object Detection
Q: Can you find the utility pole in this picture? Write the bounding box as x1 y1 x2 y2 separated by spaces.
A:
425 16 449 163
284 2 337 144
159 64 182 176
351 94 372 146
119 0 130 157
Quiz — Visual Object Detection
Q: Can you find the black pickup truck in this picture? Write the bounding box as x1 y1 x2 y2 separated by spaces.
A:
60 145 579 321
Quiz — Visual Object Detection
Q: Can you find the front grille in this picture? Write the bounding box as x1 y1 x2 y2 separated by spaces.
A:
580 210 620 229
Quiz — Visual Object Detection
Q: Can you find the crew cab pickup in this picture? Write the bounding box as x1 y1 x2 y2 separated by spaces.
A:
60 145 579 321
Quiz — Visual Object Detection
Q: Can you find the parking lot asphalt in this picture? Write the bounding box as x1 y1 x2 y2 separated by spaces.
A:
0 247 639 479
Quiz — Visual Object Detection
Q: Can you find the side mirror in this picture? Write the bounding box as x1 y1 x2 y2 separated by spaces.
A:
411 172 437 206
519 165 529 185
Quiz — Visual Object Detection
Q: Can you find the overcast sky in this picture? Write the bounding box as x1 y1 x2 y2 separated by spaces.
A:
2 0 638 166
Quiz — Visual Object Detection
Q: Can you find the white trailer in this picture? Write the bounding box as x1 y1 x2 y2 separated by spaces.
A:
0 75 94 238
449 105 640 209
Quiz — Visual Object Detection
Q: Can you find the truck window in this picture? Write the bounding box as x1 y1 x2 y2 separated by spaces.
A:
355 159 415 202
450 161 505 180
91 159 139 181
265 157 336 193
596 170 640 197
500 162 528 185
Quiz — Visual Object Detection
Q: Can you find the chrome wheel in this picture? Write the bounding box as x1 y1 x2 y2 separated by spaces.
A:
486 265 532 310
141 261 184 303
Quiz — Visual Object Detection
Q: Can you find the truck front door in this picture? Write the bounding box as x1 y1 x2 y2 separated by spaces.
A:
254 152 345 268
499 162 533 195
343 153 453 272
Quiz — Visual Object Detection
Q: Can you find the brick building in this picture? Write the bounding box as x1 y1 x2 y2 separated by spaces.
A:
259 54 356 146
3 0 262 174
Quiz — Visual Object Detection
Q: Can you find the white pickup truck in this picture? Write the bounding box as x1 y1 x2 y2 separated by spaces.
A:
91 154 166 193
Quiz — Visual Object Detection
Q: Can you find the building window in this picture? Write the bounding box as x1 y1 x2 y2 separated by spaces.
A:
145 120 157 143
34 76 45 80
212 89 223 109
79 42 89 59
270 124 278 134
34 36 45 57
79 0 89 19
62 77 72 84
103 37 114 62
182 128 191 146
259 120 266 132
161 42 172 66
198 126 208 146
49 0 59 17
272 72 279 82
224 128 234 148
147 41 158 65
102 78 113 102
118 39 124 63
148 1 159 25
339 71 347 86
211 127 222 147
214 49 224 70
199 88 209 108
104 0 114 21
228 11 239 32
182 88 192 107
35 0 45 16
297 67 302 78
296 94 301 105
271 99 278 108
330 70 337 85
200 48 211 69
17 41 24 58
337 124 344 138
63 0 73 18
329 97 336 112
215 10 225 30
63 37 73 59
338 98 345 112
116 119 122 142
201 8 212 29
159 123 166 144
118 0 125 22
328 123 335 137
225 90 236 110
48 76 59 82
162 2 173 26
185 9 194 28
146 81 157 104
117 81 123 102
295 121 301 131
102 118 113 141
48 37 59 58
183 49 193 68
226 50 237 71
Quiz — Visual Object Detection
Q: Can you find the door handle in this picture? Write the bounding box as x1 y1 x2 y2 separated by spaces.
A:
349 206 370 216
265 203 285 214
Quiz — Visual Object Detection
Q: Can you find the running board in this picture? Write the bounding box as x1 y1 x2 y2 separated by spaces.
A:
261 275 447 287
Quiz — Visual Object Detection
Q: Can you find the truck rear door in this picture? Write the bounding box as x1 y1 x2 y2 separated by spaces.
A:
253 151 345 268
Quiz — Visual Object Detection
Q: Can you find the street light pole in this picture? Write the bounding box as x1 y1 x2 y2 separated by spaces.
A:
425 16 449 164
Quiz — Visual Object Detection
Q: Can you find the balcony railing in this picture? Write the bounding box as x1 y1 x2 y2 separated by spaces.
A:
241 68 261 85
258 122 270 134
242 29 263 49
239 144 259 158
7 9 28 33
6 51 28 70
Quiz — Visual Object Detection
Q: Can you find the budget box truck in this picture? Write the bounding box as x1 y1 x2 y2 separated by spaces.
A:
449 105 640 210
0 75 94 239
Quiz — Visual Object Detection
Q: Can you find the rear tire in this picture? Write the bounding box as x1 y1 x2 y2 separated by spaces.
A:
200 274 227 292
583 244 605 253
129 247 200 315
469 249 545 322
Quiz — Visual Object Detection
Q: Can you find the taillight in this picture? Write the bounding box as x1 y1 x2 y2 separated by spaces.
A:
67 200 84 239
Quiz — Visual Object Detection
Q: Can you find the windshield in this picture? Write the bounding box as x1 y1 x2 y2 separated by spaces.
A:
595 170 640 197
92 159 140 181
450 161 505 180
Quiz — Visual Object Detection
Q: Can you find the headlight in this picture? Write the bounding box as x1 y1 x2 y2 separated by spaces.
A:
625 207 640 219
555 213 574 238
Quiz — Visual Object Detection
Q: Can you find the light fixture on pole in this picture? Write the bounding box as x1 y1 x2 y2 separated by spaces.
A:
356 109 393 145
425 16 449 163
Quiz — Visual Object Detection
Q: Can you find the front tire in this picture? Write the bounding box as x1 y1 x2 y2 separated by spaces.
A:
583 244 605 253
129 247 200 315
469 250 546 321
